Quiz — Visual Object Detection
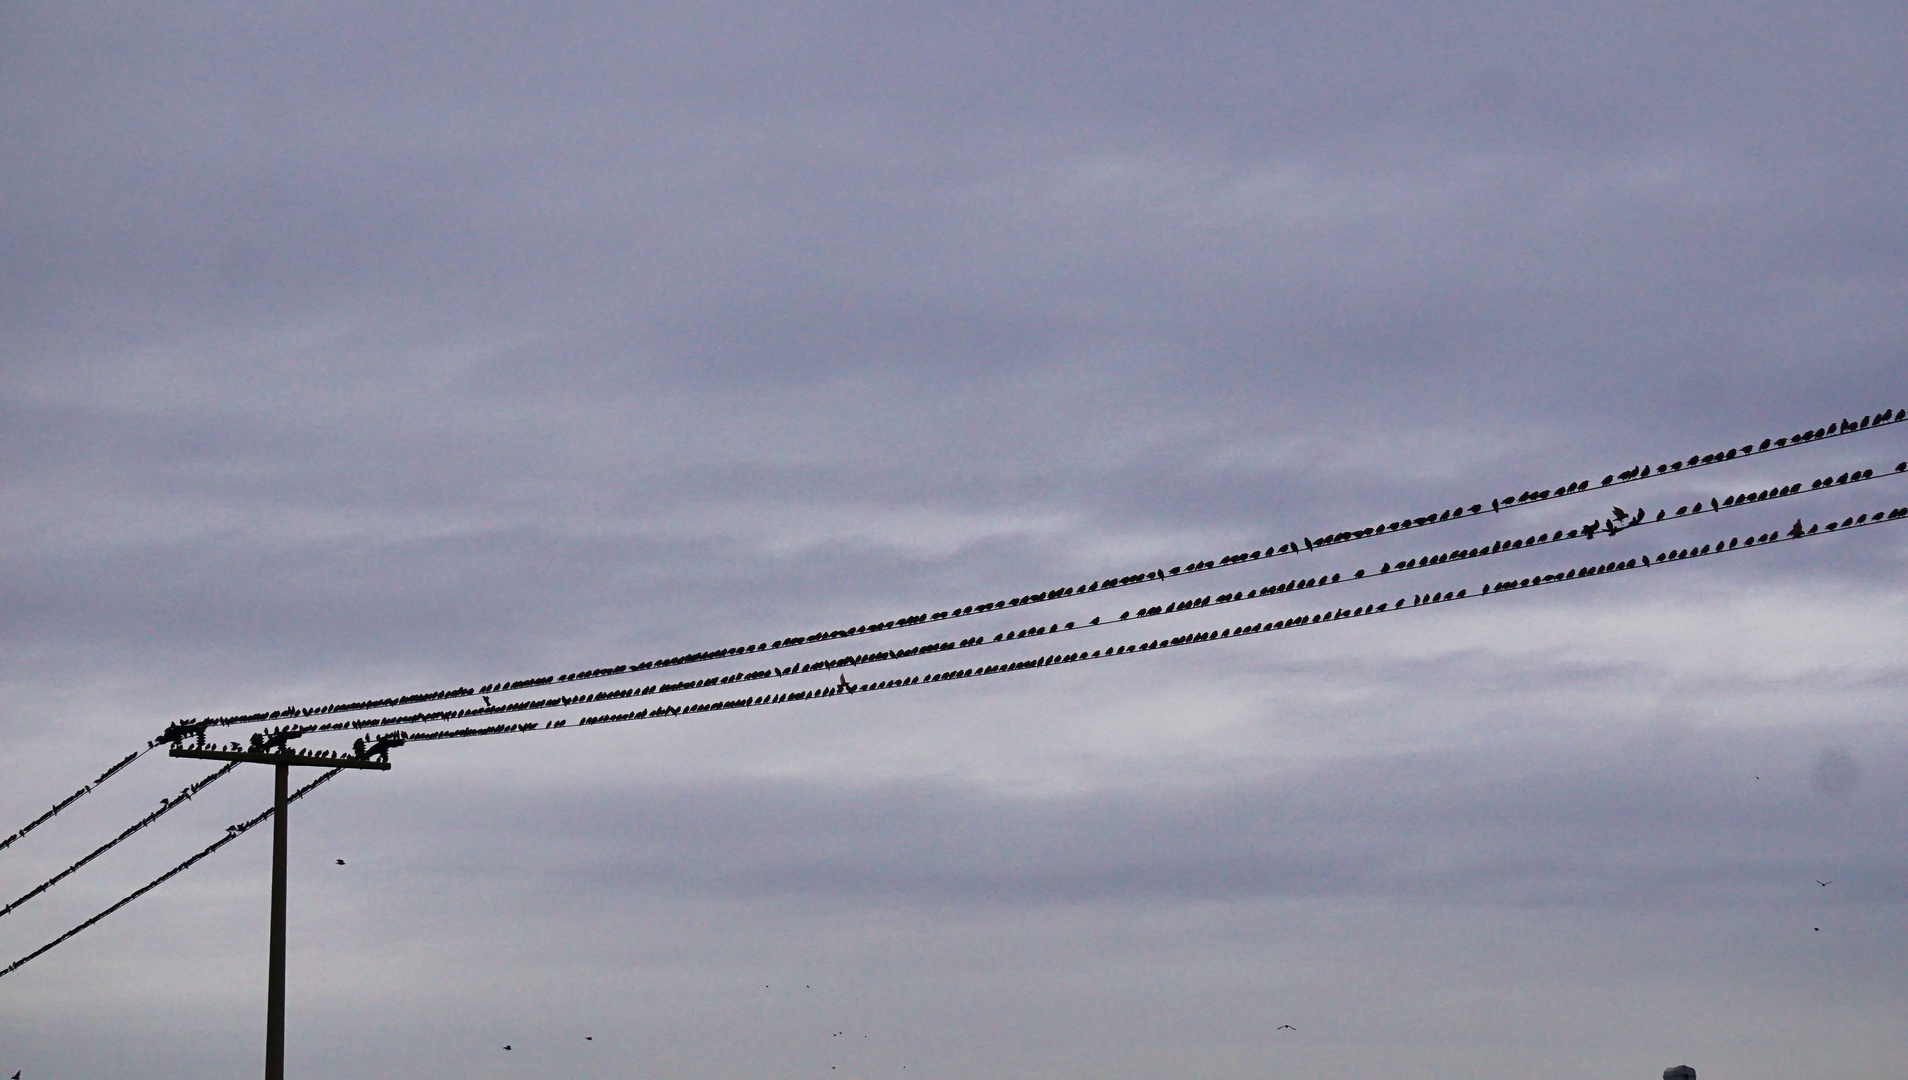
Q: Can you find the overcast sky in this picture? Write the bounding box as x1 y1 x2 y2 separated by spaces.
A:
2 3 1905 1077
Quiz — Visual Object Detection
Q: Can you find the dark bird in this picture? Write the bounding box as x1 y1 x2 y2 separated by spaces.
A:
1817 880 1831 887
503 1045 512 1050
1277 1024 1296 1031
1612 506 1629 520
838 675 850 689
483 695 492 706
586 1036 593 1041
335 859 345 866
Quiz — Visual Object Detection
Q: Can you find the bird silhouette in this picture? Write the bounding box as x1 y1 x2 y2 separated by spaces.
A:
1277 1024 1296 1031
483 695 492 706
503 1045 511 1050
1612 506 1629 520
1817 880 1831 887
586 1036 593 1041
335 858 345 866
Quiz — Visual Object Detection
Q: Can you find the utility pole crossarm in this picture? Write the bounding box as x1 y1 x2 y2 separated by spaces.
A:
168 746 392 770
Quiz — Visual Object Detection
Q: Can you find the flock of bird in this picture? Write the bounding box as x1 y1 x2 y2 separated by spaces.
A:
152 409 1906 743
239 495 1907 761
131 456 1908 769
0 409 1901 1025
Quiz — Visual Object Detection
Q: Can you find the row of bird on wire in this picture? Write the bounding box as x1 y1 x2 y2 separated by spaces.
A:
12 412 1905 855
0 768 346 982
310 500 1908 753
156 408 1906 736
150 458 1908 756
2 443 1904 982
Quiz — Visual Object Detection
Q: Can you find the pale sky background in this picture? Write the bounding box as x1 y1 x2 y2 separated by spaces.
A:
2 3 1906 1078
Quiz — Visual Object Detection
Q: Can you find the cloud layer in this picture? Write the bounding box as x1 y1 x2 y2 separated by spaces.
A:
2 2 1905 1077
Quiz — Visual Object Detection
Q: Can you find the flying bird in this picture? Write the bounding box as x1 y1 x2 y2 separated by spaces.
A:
483 695 492 706
1277 1024 1296 1031
1817 880 1831 887
1612 506 1629 520
335 859 345 866
503 1045 511 1050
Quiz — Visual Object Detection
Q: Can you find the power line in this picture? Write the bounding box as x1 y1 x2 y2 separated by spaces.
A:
0 748 148 858
160 419 1907 739
9 500 1902 984
0 767 346 982
375 502 1908 750
0 762 240 922
170 460 1908 749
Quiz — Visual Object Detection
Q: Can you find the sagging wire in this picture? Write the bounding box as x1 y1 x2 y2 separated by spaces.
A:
167 460 1908 751
0 767 346 982
0 748 149 858
369 502 1908 749
0 762 241 922
156 408 1907 737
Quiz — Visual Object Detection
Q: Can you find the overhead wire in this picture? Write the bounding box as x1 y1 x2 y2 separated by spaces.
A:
0 762 241 922
174 458 1908 749
0 767 346 982
0 748 150 858
8 442 1904 982
162 411 1907 738
372 500 1908 749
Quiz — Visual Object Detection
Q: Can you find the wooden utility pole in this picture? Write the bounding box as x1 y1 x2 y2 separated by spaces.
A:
170 731 395 1080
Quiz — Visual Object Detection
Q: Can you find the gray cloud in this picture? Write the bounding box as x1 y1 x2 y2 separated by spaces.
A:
1812 746 1862 797
3 1 1906 1076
